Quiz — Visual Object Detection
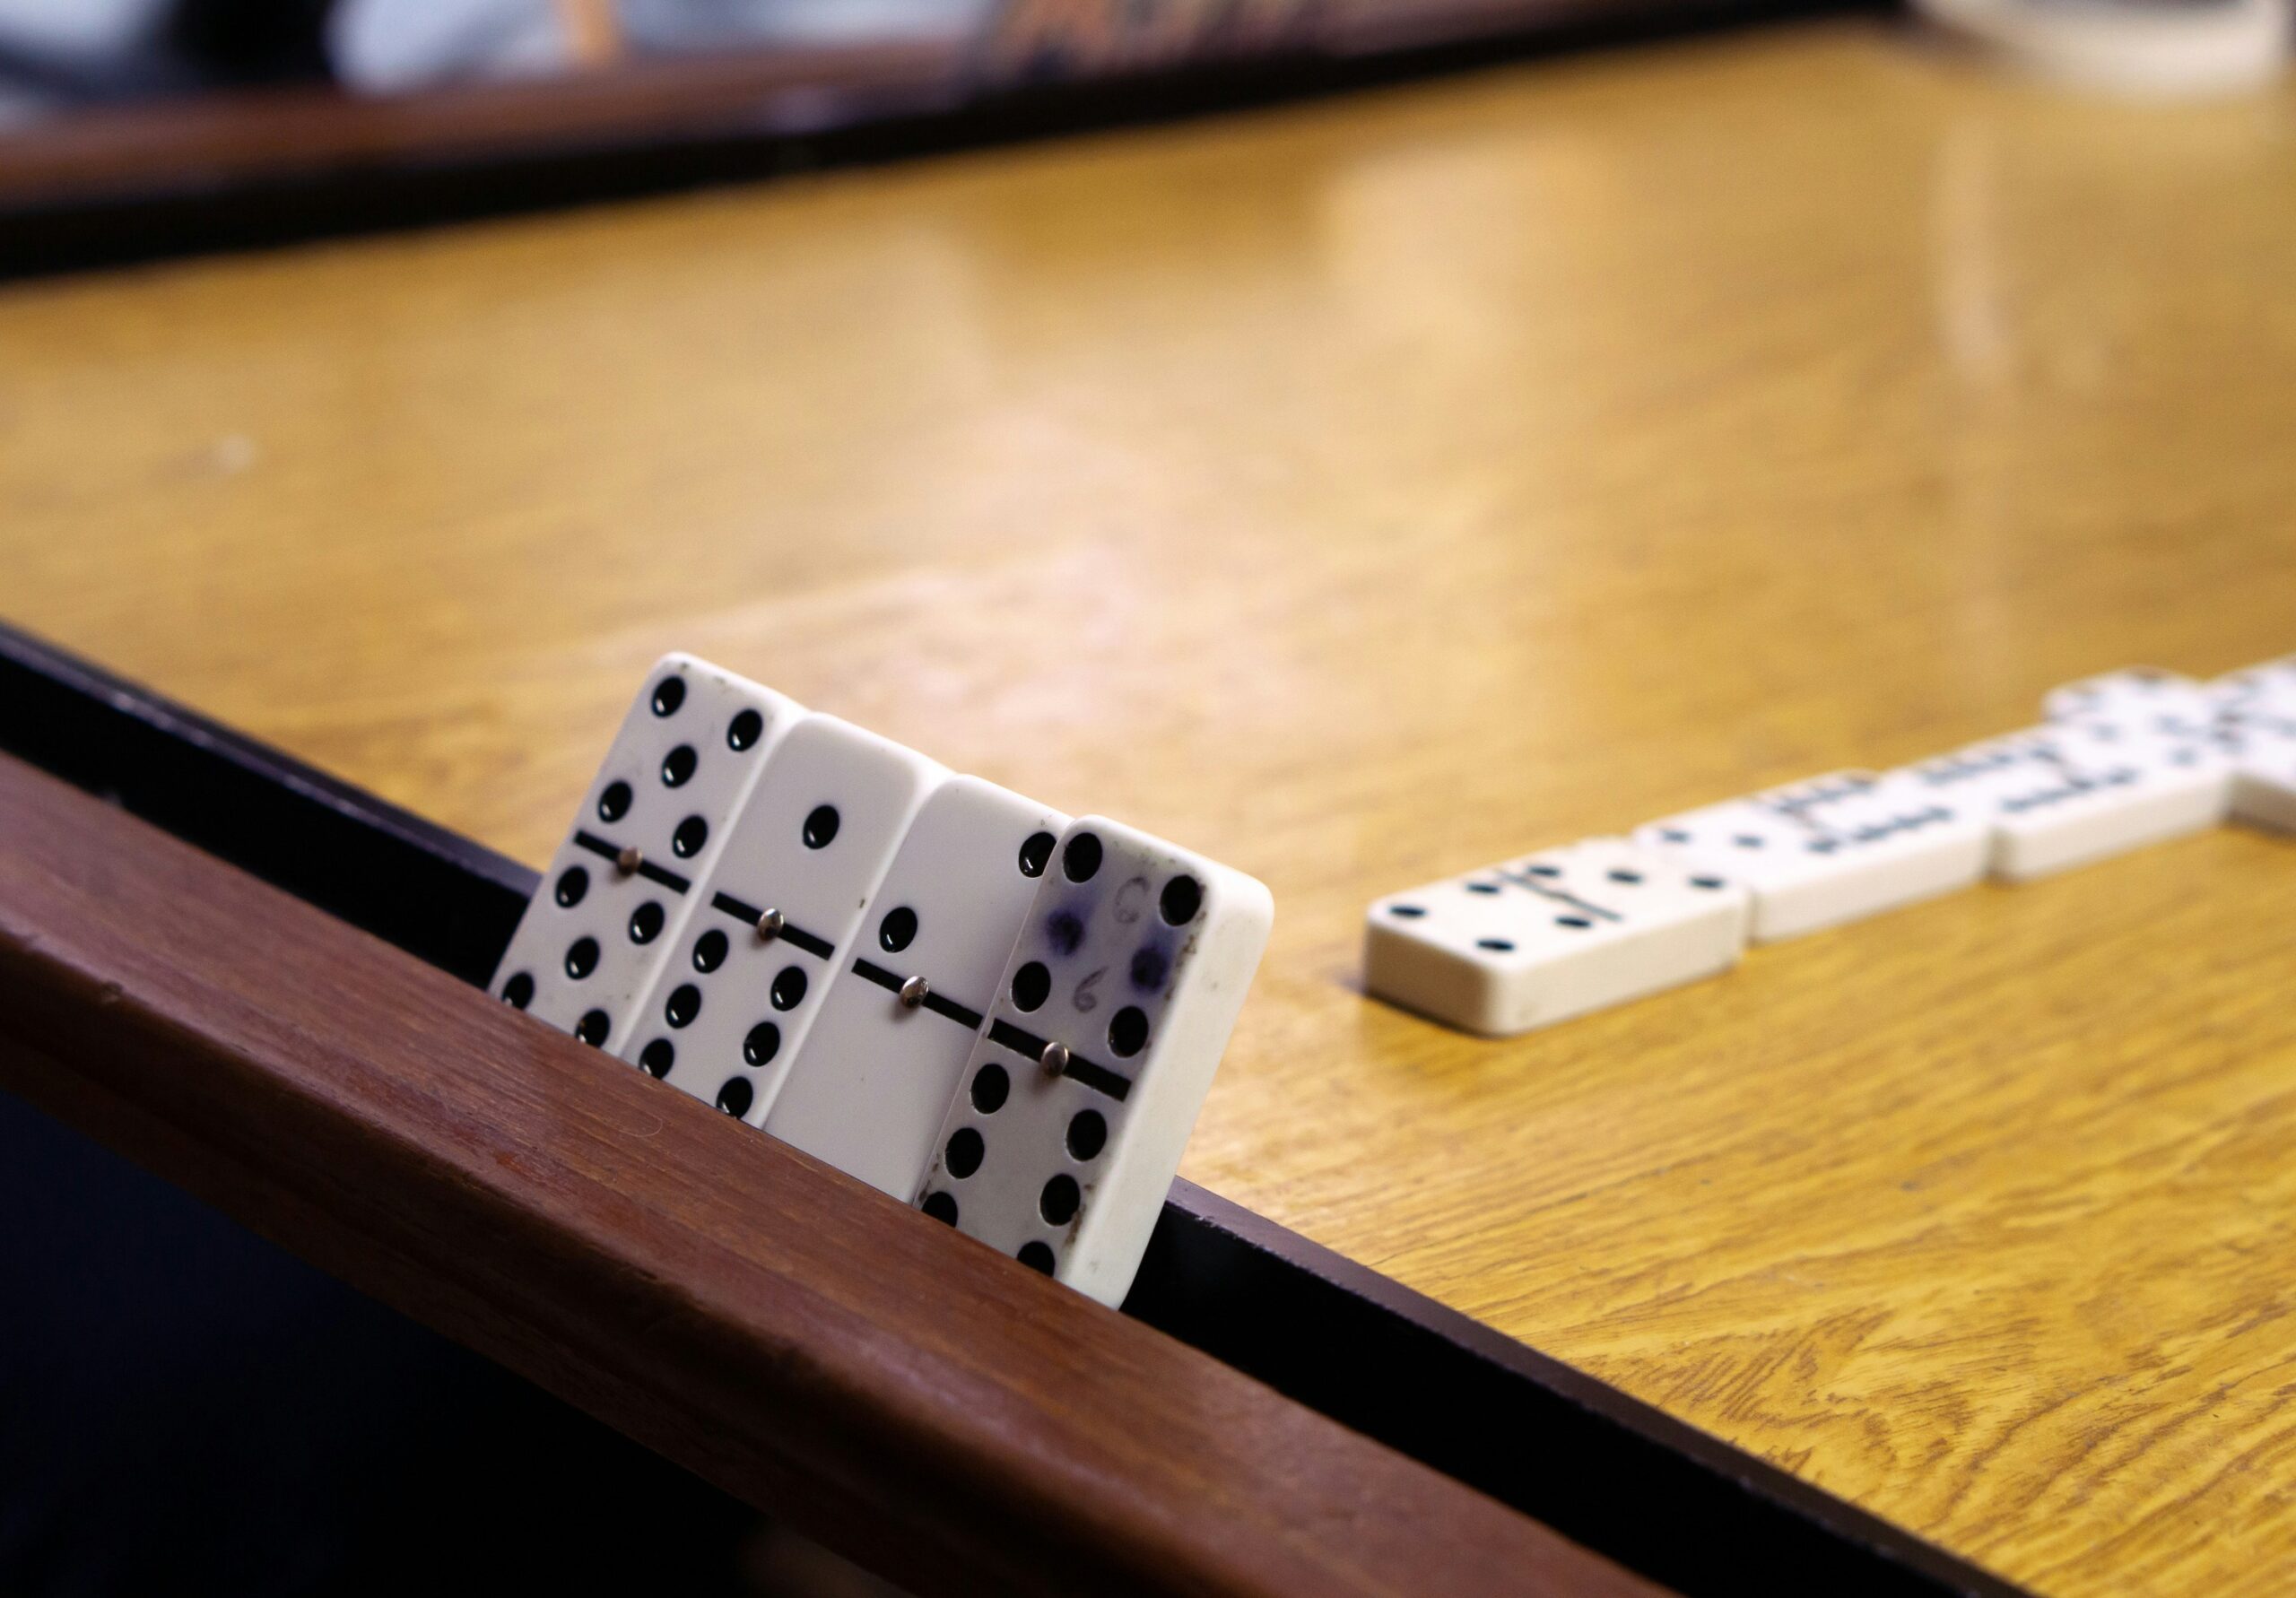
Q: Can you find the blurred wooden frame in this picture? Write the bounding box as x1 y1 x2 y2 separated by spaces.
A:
0 0 1843 273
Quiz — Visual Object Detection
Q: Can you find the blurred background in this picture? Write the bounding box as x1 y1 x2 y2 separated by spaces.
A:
0 0 2284 279
0 0 983 115
4 0 1645 273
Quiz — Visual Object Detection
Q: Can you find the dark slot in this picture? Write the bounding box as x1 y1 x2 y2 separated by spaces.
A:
984 1020 1131 1104
637 859 691 892
710 890 761 925
776 922 835 961
852 959 986 1031
920 991 986 1031
571 830 691 894
705 891 832 960
854 958 905 995
1495 866 1621 922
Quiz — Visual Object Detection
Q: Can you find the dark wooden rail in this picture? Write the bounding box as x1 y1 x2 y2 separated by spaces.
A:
0 0 1849 277
0 751 1656 1598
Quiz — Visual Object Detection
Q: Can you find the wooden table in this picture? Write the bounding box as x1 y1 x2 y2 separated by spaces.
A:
7 20 2296 1594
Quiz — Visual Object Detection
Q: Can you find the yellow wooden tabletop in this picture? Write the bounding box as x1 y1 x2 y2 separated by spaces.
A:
7 22 2296 1594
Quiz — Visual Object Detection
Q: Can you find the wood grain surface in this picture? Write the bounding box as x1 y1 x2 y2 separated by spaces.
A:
0 750 1656 1598
4 20 2296 1594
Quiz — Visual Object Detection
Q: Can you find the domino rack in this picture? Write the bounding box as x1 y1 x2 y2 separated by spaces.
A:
0 620 2019 1598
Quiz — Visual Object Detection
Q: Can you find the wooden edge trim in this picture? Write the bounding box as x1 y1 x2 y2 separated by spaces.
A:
0 41 968 210
0 0 1845 221
0 750 1662 1598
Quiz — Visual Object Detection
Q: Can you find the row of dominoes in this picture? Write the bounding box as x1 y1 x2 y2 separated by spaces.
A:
1365 660 2296 1038
491 656 1273 1306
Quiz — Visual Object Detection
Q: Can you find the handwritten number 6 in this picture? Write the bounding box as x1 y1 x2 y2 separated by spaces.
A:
1073 968 1107 1012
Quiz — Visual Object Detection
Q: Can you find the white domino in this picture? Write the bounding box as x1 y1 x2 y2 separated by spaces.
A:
2217 709 2296 834
2208 656 2296 722
637 715 947 1124
2231 744 2296 833
2205 661 2296 830
1635 772 1988 942
762 778 1071 1197
912 818 1272 1307
1361 838 1749 1037
1903 721 2227 881
491 656 802 1053
2043 667 2222 740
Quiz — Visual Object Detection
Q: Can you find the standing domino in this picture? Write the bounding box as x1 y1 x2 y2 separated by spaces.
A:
1635 773 1988 942
638 715 946 1123
763 778 1070 1196
1362 838 1749 1037
491 656 802 1053
913 818 1272 1307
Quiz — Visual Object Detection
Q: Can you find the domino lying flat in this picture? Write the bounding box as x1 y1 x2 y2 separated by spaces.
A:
1901 720 2228 882
2231 737 2296 833
491 656 803 1052
493 657 1273 1305
2043 666 2224 740
2213 656 2296 722
914 818 1273 1307
2214 701 2296 835
1366 651 2296 1039
1634 772 1989 942
2173 660 2296 832
1363 838 1749 1038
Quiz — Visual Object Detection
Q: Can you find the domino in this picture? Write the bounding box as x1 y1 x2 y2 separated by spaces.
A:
2209 664 2296 831
762 777 1070 1197
2230 738 2296 832
2220 709 2296 834
1996 719 2227 879
491 656 802 1053
912 817 1272 1307
1361 838 1749 1037
2209 656 2296 722
2231 746 2296 833
1903 720 2228 881
638 714 947 1125
1635 772 1989 942
2043 667 2222 739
